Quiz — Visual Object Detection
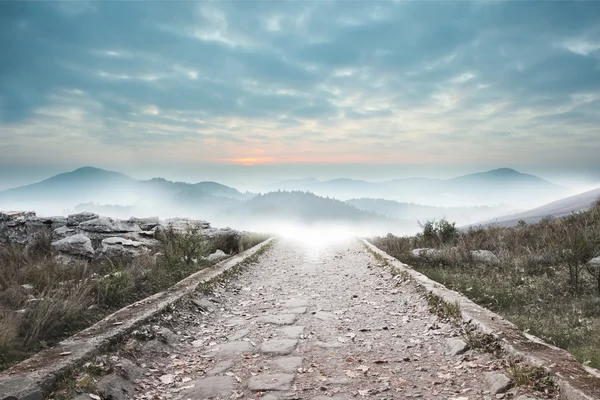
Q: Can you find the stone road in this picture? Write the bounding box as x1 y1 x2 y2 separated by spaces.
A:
84 239 544 400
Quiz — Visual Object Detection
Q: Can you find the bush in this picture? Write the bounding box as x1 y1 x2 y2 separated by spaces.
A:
418 218 457 246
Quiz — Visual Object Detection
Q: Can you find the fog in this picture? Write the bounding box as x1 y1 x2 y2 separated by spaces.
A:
1 165 598 238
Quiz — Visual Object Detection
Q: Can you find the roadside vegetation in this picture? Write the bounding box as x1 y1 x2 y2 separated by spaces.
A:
370 200 600 368
0 229 269 371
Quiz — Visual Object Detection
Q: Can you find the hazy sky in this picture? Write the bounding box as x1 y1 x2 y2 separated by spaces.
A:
1 1 600 182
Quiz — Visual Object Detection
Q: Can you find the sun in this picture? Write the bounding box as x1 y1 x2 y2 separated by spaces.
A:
230 157 275 166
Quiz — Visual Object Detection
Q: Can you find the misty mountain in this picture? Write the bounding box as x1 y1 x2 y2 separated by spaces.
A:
346 198 515 226
217 191 413 234
464 187 600 228
265 168 566 208
0 167 249 215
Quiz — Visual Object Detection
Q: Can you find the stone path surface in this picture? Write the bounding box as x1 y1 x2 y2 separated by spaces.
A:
82 239 546 400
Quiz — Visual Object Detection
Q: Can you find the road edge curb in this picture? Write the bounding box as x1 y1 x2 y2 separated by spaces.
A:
361 238 600 400
0 237 275 399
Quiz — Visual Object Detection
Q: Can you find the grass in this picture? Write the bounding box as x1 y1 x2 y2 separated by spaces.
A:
370 200 600 368
0 228 270 371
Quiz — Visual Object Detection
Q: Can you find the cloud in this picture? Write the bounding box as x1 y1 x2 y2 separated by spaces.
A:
1 1 600 167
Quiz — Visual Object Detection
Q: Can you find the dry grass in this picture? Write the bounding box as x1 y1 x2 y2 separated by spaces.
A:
370 200 600 368
0 227 269 370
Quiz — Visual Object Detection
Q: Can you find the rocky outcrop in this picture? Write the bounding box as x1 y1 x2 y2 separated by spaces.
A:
0 211 240 261
52 234 95 258
100 237 145 258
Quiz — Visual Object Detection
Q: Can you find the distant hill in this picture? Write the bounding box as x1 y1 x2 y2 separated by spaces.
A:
0 167 249 215
464 187 600 228
346 198 515 226
266 168 566 208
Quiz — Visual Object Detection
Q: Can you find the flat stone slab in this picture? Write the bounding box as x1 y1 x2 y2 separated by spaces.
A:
446 337 469 356
314 311 336 321
279 325 305 339
285 306 307 314
260 339 298 355
206 360 234 376
257 314 298 325
215 341 253 356
283 298 308 308
273 356 303 372
180 376 237 398
229 328 251 341
247 373 295 391
224 317 247 326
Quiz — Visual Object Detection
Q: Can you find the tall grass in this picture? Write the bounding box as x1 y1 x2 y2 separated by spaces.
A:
370 200 600 368
0 227 268 370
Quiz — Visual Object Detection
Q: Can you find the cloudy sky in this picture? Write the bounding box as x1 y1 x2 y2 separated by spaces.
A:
1 1 600 186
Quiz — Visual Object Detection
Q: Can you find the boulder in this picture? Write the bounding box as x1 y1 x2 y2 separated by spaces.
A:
587 256 600 269
411 248 444 260
51 234 95 257
128 216 160 231
0 211 36 244
25 216 67 237
79 217 141 234
66 212 99 226
207 249 227 262
470 250 500 265
52 226 76 240
100 237 145 258
160 218 210 233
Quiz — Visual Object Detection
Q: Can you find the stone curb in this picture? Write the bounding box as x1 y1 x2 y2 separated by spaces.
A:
0 238 275 400
361 239 600 400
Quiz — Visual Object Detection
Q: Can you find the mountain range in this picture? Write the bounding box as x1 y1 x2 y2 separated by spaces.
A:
265 168 567 208
0 166 586 234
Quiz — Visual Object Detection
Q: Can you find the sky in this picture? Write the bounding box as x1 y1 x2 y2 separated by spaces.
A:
1 0 600 188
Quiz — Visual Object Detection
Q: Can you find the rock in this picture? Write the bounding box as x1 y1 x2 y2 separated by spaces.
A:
115 358 145 381
191 298 215 312
285 307 307 314
52 226 76 240
0 376 43 400
515 396 539 400
446 338 469 355
79 217 140 234
206 360 235 376
156 326 178 345
25 216 67 238
283 298 308 308
51 234 94 257
486 372 512 395
100 237 145 258
141 339 170 356
215 341 253 356
257 314 299 325
67 212 99 226
0 211 35 244
260 339 298 355
273 356 303 371
128 216 159 231
314 311 335 321
228 328 251 341
247 373 295 391
587 256 600 269
159 218 210 233
279 326 305 339
207 249 227 262
97 373 135 400
471 250 500 264
411 248 444 260
180 376 237 398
